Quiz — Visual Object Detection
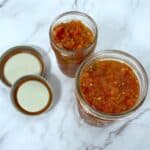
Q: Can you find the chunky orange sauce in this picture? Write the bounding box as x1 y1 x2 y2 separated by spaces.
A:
80 60 140 114
51 20 95 77
52 20 94 50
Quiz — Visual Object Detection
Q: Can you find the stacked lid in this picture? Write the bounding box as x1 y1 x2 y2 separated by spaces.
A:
0 46 53 115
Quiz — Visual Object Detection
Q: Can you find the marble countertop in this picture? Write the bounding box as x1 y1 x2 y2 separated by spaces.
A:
0 0 150 150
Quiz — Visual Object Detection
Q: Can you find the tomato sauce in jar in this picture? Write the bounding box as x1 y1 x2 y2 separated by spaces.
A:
52 20 94 51
50 12 97 78
76 50 148 126
80 60 140 114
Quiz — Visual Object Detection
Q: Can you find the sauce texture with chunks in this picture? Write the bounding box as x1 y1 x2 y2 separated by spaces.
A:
80 60 140 114
52 20 94 51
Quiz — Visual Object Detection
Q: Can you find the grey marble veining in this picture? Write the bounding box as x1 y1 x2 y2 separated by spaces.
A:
0 0 150 150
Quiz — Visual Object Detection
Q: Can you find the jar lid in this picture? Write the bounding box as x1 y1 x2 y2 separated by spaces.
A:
11 75 53 115
0 46 46 87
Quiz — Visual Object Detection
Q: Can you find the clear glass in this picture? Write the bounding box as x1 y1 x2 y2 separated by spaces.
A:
75 50 148 126
49 11 98 78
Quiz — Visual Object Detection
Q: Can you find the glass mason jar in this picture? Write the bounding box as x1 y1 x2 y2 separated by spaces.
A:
75 50 148 126
49 11 98 78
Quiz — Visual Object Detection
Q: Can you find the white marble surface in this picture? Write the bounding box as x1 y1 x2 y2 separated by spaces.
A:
0 0 150 149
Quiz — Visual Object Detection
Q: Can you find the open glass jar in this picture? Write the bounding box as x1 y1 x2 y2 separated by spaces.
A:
75 50 148 126
50 11 98 77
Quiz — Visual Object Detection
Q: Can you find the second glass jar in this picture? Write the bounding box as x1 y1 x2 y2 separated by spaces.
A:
75 50 148 126
50 11 98 77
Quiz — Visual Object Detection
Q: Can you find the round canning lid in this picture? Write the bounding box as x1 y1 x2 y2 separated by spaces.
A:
0 46 46 87
11 75 53 115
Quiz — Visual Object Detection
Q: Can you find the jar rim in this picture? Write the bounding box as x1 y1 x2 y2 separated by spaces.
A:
49 11 98 55
75 50 149 120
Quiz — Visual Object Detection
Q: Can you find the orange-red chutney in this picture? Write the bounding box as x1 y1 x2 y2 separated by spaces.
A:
52 20 94 50
80 60 140 114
